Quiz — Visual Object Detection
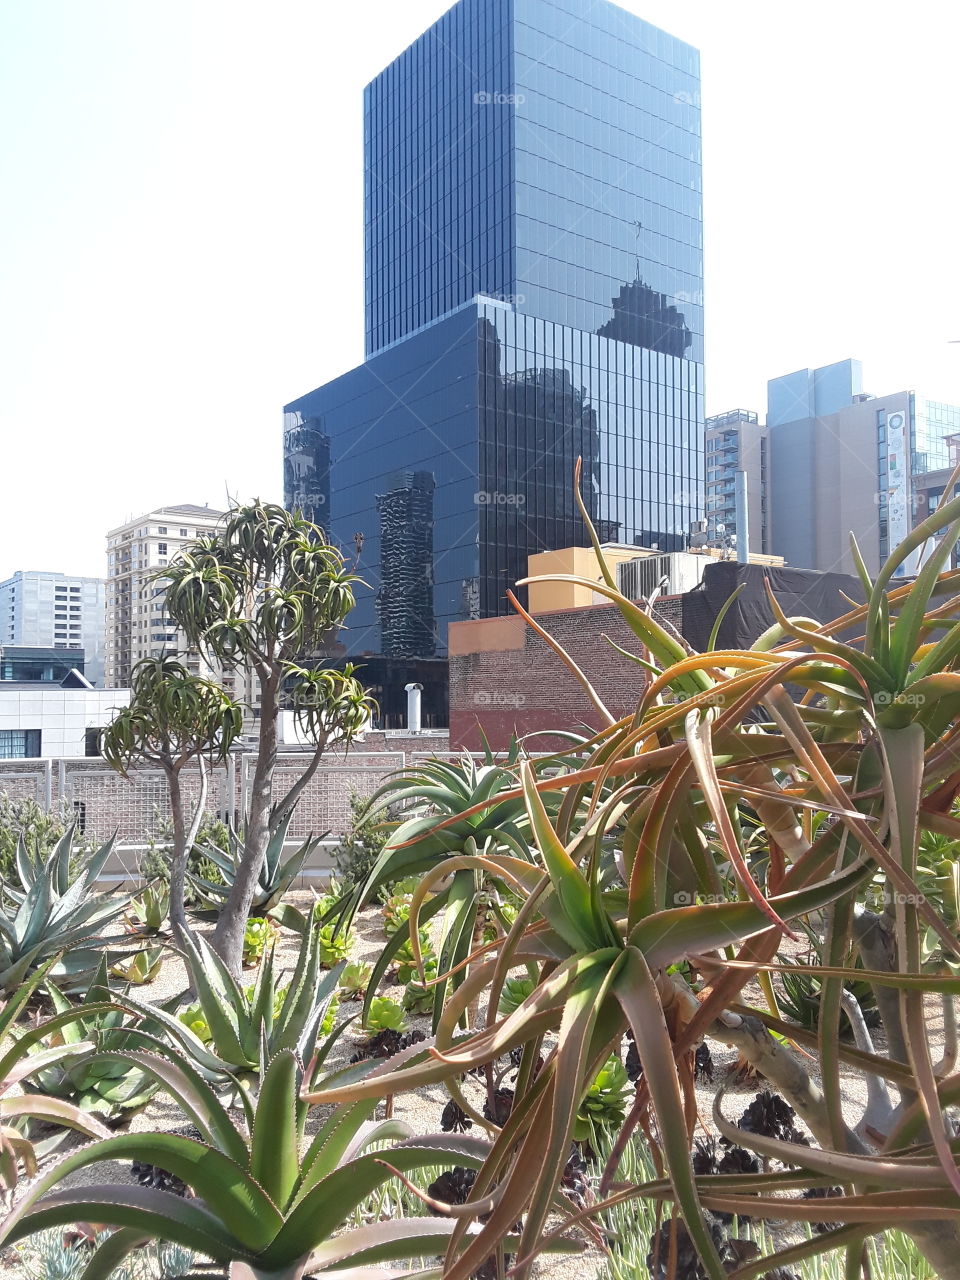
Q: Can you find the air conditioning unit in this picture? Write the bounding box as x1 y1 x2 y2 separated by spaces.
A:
615 552 707 601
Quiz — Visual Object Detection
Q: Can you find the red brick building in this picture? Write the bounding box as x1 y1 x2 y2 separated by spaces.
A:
449 597 683 752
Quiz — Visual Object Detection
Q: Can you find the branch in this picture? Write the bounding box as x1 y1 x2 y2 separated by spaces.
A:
270 732 330 835
838 987 894 1140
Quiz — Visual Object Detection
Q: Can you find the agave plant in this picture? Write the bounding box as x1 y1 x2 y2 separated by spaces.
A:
110 946 164 987
120 927 344 1091
0 1047 565 1280
338 745 560 1029
307 469 960 1280
189 810 325 917
0 962 115 1189
123 881 170 938
16 959 158 1124
0 826 131 993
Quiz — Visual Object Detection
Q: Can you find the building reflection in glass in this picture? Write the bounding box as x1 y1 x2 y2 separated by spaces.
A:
376 471 437 657
598 278 693 359
283 415 331 529
284 297 702 658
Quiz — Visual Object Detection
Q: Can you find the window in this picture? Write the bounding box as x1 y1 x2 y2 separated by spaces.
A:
84 730 101 759
157 543 167 554
0 729 41 759
179 528 188 537
72 799 87 832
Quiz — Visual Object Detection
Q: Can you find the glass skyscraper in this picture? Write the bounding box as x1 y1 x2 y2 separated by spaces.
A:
285 0 704 713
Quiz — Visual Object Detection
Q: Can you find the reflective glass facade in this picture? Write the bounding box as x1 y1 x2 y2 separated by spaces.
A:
287 0 704 664
365 0 702 362
284 298 701 656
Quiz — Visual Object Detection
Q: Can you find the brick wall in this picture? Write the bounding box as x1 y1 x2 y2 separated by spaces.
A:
449 597 683 751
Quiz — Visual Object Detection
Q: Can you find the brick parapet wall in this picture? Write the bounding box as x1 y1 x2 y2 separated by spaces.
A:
449 597 683 751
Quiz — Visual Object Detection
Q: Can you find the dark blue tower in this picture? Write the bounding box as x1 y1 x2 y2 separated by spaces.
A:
285 0 703 720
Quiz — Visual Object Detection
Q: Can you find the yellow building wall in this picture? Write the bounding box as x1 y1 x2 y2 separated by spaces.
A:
526 545 650 614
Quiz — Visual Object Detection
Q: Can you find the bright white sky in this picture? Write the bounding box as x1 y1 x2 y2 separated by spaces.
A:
1 0 958 579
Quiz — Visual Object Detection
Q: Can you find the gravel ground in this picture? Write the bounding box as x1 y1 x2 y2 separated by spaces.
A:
0 894 933 1278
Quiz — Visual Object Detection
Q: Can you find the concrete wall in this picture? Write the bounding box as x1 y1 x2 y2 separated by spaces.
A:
769 391 910 576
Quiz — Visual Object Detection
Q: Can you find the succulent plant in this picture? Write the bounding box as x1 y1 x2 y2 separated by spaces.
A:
0 961 115 1191
647 1212 727 1280
392 929 435 984
123 880 170 937
17 959 159 1126
189 809 324 917
1 1048 513 1280
734 1091 809 1148
402 957 439 1016
315 920 352 968
382 890 413 938
109 947 163 987
242 916 280 967
574 1054 631 1144
0 826 131 993
441 1099 473 1133
123 927 344 1091
483 1087 515 1127
338 960 372 1000
362 994 408 1034
349 1028 426 1063
498 974 536 1017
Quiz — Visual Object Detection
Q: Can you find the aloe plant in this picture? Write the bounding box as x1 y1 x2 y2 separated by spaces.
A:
305 471 960 1280
0 962 114 1189
121 927 344 1091
110 946 164 987
123 881 170 938
17 959 158 1124
0 826 131 993
0 1047 562 1280
190 810 324 917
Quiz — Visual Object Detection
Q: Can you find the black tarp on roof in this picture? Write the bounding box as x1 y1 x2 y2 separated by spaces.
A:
681 561 867 652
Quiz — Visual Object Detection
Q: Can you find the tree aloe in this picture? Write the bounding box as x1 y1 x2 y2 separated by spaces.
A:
160 501 374 975
100 655 242 944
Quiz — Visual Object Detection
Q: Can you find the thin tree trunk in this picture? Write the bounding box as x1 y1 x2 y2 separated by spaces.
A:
270 731 329 835
663 974 960 1277
211 676 279 975
167 765 192 948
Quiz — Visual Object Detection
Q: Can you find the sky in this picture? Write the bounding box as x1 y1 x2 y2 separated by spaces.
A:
1 0 958 580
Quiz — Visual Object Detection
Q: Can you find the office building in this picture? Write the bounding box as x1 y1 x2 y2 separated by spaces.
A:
704 410 768 557
0 571 105 686
767 359 960 577
285 0 704 720
104 505 230 689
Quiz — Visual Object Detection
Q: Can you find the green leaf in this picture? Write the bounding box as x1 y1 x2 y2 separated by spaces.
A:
614 948 727 1280
251 1050 300 1212
521 760 616 952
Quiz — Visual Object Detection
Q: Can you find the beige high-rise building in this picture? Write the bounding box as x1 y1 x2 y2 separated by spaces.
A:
104 504 234 692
